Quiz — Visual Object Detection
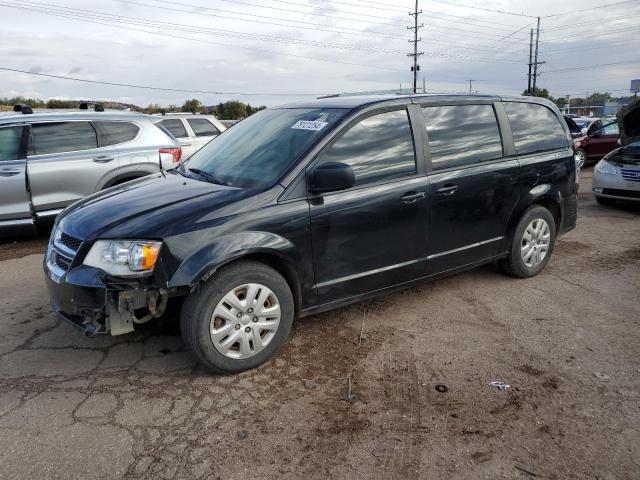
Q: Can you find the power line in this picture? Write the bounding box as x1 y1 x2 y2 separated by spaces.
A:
140 0 406 28
425 0 537 18
542 59 640 74
0 3 402 71
116 0 403 38
2 2 520 66
543 25 640 42
543 0 640 18
542 13 640 31
0 67 324 96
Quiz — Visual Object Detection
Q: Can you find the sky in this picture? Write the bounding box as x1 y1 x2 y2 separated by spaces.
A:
0 0 638 107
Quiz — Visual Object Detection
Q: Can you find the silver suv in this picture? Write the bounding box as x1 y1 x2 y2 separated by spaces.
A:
0 109 181 236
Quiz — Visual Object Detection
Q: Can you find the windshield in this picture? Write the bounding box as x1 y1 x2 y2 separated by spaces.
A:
182 108 347 189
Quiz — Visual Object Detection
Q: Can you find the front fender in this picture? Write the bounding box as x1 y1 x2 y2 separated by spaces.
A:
167 231 300 287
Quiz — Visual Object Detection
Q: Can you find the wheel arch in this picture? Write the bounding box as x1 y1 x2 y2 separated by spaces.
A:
502 187 563 251
167 232 303 315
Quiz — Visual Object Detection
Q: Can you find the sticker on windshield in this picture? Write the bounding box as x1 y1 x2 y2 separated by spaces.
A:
291 119 328 131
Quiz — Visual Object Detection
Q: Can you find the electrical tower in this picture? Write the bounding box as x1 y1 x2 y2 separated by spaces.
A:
407 0 423 94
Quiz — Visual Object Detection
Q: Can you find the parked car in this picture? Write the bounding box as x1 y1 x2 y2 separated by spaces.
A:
574 117 600 135
574 120 620 164
154 113 226 160
593 101 640 205
44 94 577 373
0 108 181 236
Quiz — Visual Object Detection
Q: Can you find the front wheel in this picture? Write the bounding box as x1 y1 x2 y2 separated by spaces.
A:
180 261 294 373
499 206 556 278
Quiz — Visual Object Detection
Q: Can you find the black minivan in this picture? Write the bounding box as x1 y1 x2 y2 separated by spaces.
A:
44 94 578 373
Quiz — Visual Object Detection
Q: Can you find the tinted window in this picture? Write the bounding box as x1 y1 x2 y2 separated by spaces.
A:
505 102 569 155
188 118 220 137
159 119 188 138
317 109 416 186
184 108 347 189
30 122 97 155
92 121 140 147
0 126 24 161
423 104 502 169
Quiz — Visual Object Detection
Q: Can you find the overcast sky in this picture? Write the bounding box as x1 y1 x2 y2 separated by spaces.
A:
0 0 638 107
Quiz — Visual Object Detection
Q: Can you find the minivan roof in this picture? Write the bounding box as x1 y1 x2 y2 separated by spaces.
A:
277 93 555 110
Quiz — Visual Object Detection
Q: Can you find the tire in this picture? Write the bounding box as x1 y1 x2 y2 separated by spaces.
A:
499 205 557 278
575 148 586 167
180 261 294 374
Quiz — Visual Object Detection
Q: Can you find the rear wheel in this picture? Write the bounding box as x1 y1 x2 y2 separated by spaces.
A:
180 261 294 373
575 148 586 167
499 206 556 278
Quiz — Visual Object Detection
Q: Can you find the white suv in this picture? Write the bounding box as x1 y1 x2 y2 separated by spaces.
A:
155 114 226 160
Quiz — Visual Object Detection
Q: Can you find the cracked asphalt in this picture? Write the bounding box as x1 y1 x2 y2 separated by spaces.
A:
1 168 639 479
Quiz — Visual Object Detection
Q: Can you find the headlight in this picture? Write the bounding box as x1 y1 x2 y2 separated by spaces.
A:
595 160 617 176
83 240 162 276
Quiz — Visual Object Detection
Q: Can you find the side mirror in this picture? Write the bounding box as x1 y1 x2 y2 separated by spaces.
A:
308 162 355 194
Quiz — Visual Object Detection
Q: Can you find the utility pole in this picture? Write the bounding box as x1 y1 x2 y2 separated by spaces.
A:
527 28 533 95
407 0 423 94
422 76 426 93
466 79 475 95
532 16 546 92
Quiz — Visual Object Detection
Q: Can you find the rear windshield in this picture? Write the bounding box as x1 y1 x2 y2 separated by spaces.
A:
183 108 347 189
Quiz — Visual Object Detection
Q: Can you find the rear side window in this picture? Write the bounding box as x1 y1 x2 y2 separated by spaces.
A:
92 121 140 147
188 118 220 137
0 126 24 161
29 122 97 155
505 102 569 155
159 119 188 138
317 109 416 187
423 104 503 169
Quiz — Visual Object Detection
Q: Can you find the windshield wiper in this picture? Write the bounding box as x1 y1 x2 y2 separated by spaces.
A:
186 168 230 186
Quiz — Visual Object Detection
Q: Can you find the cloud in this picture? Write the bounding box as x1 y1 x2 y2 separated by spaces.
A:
0 0 636 105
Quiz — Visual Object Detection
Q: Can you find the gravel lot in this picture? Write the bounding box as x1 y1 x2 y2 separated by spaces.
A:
1 168 639 480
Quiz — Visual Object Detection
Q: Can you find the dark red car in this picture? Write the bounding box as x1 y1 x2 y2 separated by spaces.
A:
574 120 620 164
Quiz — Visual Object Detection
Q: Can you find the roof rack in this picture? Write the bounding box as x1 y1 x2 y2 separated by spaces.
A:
79 102 104 112
13 104 33 114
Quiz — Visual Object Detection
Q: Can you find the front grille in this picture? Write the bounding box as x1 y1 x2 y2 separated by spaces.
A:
47 228 82 276
602 188 640 199
621 167 640 182
54 252 72 270
60 232 82 252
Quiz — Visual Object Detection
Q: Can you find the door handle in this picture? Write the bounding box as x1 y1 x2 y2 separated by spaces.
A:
93 156 114 163
400 191 426 204
0 168 21 177
435 185 458 196
180 142 193 146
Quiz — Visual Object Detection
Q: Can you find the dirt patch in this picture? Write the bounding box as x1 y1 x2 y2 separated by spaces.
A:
0 236 48 261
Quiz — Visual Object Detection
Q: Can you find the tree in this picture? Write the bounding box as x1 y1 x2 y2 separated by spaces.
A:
523 87 554 101
181 98 203 113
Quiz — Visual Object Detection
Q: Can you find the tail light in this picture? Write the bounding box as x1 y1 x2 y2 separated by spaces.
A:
160 147 181 163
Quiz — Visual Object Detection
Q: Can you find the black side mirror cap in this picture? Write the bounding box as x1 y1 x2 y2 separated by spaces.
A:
308 162 355 194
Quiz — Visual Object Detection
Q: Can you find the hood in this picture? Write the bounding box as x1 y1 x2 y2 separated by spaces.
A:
58 171 253 240
617 100 640 146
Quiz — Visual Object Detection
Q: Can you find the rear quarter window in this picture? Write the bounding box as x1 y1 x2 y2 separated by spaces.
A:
92 121 140 147
187 118 221 137
505 102 569 155
158 119 188 138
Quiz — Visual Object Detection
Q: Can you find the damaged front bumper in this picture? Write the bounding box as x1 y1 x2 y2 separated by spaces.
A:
44 261 170 337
